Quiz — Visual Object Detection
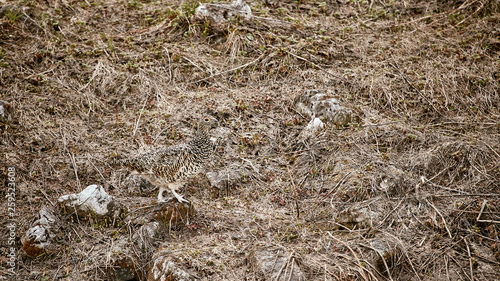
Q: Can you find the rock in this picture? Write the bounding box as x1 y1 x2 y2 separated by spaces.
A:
336 206 381 229
0 4 29 19
195 0 252 23
252 247 306 281
147 255 193 281
210 126 232 147
155 200 196 227
122 174 155 195
58 184 118 218
22 206 57 257
377 165 409 195
295 90 353 139
365 239 397 276
206 165 244 189
299 117 324 139
295 89 352 126
205 161 257 195
295 90 353 130
132 222 161 250
109 238 142 281
0 100 13 122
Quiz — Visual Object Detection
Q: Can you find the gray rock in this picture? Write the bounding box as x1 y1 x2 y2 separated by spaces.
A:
296 90 352 126
22 206 57 257
58 184 117 217
0 100 12 122
132 222 161 250
148 255 193 281
196 0 252 23
253 247 306 281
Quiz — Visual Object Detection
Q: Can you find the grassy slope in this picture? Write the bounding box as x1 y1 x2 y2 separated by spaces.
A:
0 0 499 280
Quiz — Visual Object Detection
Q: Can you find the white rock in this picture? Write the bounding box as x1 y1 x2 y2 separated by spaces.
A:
299 117 325 140
295 90 352 127
148 256 192 281
58 184 114 217
22 206 57 256
196 0 252 23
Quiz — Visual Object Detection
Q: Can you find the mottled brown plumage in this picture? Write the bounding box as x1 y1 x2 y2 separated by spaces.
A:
117 115 218 203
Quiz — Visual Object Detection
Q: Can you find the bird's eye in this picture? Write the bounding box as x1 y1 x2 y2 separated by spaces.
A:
204 117 209 122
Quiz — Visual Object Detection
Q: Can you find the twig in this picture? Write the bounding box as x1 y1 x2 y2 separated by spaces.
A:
283 49 347 83
359 243 394 281
455 0 485 27
39 188 55 207
389 59 442 116
87 154 106 183
287 257 295 281
69 152 81 189
278 128 300 219
327 233 374 280
476 200 500 223
465 237 474 281
445 255 451 281
274 251 294 281
426 198 453 239
375 198 405 228
385 232 422 281
239 157 261 176
476 200 487 222
190 53 265 84
163 47 173 82
132 97 148 138
182 56 206 73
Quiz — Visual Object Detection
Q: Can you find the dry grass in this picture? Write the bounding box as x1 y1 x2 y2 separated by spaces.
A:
0 0 499 280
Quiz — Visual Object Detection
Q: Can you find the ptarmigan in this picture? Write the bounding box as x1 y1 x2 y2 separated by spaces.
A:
116 115 218 203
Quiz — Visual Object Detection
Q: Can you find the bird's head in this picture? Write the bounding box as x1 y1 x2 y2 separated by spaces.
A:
199 115 218 131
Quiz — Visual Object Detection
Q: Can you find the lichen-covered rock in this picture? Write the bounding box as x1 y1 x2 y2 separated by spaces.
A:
252 246 306 281
147 255 193 281
196 0 251 23
58 184 118 217
0 100 13 122
132 222 161 250
295 90 353 126
22 206 57 257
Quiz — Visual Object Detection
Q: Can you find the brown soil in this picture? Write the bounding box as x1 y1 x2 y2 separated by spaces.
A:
0 0 499 280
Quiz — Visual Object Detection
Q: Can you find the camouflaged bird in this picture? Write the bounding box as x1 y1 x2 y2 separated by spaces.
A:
117 115 218 203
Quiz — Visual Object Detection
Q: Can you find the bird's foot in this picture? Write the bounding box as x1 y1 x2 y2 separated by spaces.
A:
173 193 190 205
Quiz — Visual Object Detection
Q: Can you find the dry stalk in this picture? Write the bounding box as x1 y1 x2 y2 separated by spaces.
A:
190 53 266 84
278 128 300 219
359 243 394 281
327 232 373 281
132 97 149 139
425 198 453 239
465 237 474 281
389 60 442 116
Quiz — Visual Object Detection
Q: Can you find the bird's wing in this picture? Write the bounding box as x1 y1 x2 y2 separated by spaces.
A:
151 144 189 177
119 144 187 173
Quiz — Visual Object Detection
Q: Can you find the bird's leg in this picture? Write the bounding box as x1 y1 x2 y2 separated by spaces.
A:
168 182 189 204
157 186 167 202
